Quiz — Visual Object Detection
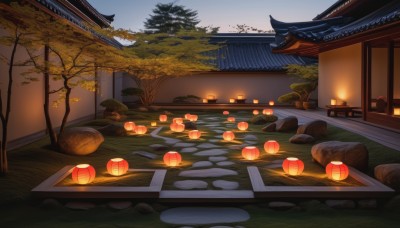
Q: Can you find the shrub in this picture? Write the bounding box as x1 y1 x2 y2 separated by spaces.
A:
173 95 201 103
249 114 278 125
121 87 143 96
100 99 128 113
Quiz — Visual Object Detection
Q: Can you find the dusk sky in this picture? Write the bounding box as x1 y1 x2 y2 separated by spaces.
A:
87 0 337 32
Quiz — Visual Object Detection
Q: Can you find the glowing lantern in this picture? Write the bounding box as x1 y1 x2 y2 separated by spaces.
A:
71 164 95 185
188 114 198 121
124 121 136 131
227 116 235 122
188 130 201 139
326 161 349 181
242 146 260 160
229 98 235 103
184 113 192 119
151 121 157 127
264 140 280 154
223 131 235 141
282 157 304 176
269 100 275 106
263 109 273 115
237 121 249 131
163 151 182 167
394 108 400 116
237 95 244 100
159 114 168 122
207 95 216 100
330 99 337 106
223 111 229 115
253 110 259 115
135 125 147 134
202 98 208 103
170 122 185 132
107 158 129 176
253 99 259 104
173 118 183 124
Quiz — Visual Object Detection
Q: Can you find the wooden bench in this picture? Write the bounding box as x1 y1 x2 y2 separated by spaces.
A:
326 105 360 117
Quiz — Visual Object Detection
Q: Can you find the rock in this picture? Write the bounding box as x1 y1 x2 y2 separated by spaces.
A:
40 198 63 210
134 202 156 214
374 164 400 190
174 142 196 147
208 139 220 143
228 144 248 150
160 207 250 225
250 115 278 125
98 124 126 136
192 161 213 168
311 141 369 171
108 201 132 210
197 143 221 149
65 201 96 210
262 123 276 132
245 141 257 145
132 151 158 159
194 149 228 156
244 134 258 141
184 121 197 130
212 180 239 190
179 168 238 178
275 116 298 132
216 161 235 166
149 144 169 151
58 127 104 155
209 156 228 162
358 200 377 209
296 120 327 139
289 134 315 144
268 202 296 210
325 200 356 209
174 180 208 190
181 147 198 153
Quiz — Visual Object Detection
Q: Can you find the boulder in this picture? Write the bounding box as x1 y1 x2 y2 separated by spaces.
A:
275 116 298 132
374 164 400 190
98 124 126 136
311 141 368 171
134 202 156 214
262 123 276 132
289 134 315 144
184 121 197 130
296 120 327 139
58 127 104 155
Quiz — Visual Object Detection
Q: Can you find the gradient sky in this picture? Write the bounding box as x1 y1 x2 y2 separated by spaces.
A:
87 0 337 32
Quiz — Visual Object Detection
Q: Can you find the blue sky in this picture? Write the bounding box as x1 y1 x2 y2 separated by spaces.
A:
87 0 337 32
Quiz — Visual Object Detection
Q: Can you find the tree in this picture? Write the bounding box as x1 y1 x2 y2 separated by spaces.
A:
144 2 199 34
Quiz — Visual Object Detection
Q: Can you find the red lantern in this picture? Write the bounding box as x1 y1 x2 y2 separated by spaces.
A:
264 140 280 154
135 125 147 135
242 146 260 160
282 157 304 176
223 131 235 141
124 121 136 131
326 161 349 181
237 121 249 131
223 111 229 115
262 109 274 115
170 122 185 132
163 151 182 167
159 114 168 122
227 116 235 122
173 118 183 124
71 164 95 185
107 158 129 176
184 113 191 119
188 130 201 139
253 110 259 115
188 114 198 122
269 100 275 106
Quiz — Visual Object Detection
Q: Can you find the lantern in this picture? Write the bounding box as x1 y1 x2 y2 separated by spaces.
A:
263 109 273 115
188 114 198 122
188 130 201 139
107 158 129 176
207 95 216 100
269 100 275 106
394 108 400 116
135 125 147 135
227 116 235 122
223 111 229 115
170 122 185 132
223 131 235 141
264 140 280 154
124 121 136 131
163 151 182 167
202 98 208 103
237 95 244 100
159 114 168 122
326 161 349 181
282 157 304 176
253 99 259 104
330 99 337 106
229 98 235 103
151 121 157 127
184 113 191 119
253 110 259 115
71 164 95 185
173 118 183 124
242 146 260 160
237 121 249 131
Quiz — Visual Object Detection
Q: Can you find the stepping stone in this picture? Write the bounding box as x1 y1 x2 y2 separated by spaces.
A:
325 200 356 209
108 201 132 210
214 135 223 139
132 151 158 159
244 134 258 141
65 201 96 210
174 180 208 190
197 143 221 149
135 202 156 214
192 161 213 168
213 130 225 134
225 124 235 128
208 139 220 143
181 147 198 153
264 163 281 169
209 156 228 162
174 142 196 147
217 161 235 166
160 207 250 225
271 159 284 164
179 168 238 178
228 144 248 150
150 144 167 149
245 141 257 145
165 139 181 145
212 180 239 190
194 149 228 156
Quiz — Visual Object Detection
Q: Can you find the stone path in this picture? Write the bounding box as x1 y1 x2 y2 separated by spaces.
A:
179 168 238 178
150 127 180 144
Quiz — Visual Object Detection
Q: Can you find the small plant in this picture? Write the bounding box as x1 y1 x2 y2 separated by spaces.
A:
173 95 201 103
249 114 278 125
100 99 128 113
121 87 144 97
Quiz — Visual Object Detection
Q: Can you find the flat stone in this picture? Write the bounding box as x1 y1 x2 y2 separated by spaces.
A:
209 156 228 162
135 202 156 214
108 201 132 210
325 200 356 209
216 161 235 166
208 139 220 143
179 168 238 178
264 163 281 169
192 161 213 168
212 180 239 190
174 180 208 190
213 130 225 134
65 201 96 210
165 139 181 145
243 135 258 141
228 144 248 150
149 144 169 151
181 147 198 153
245 140 257 145
268 202 296 210
174 142 196 147
160 207 250 225
214 135 223 139
197 143 221 149
225 124 235 128
132 151 158 159
194 149 228 156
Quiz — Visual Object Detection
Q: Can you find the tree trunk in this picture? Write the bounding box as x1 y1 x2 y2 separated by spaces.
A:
59 76 71 136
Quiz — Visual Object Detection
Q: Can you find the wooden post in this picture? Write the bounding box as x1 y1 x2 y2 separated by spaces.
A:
387 41 394 115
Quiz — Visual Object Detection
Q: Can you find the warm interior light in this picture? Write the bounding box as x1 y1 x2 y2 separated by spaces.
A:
107 158 129 176
124 121 136 131
253 99 259 104
394 108 400 116
237 95 244 100
72 164 95 184
134 125 147 135
242 146 260 160
229 98 236 103
262 109 273 115
253 110 259 115
331 99 337 106
237 121 249 131
159 114 167 122
188 130 201 139
202 98 208 103
264 140 280 154
269 100 275 106
151 121 157 127
163 151 182 167
223 131 235 141
326 161 349 181
282 157 304 176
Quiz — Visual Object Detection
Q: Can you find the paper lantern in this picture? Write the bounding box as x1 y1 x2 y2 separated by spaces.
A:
253 99 259 104
207 95 216 100
264 140 280 154
151 121 157 127
227 116 235 122
173 118 183 124
237 121 249 131
202 98 208 103
170 122 185 132
188 130 201 139
269 100 275 106
330 99 337 106
124 121 136 131
163 151 182 167
135 125 147 135
184 113 192 119
223 111 229 115
253 110 259 115
159 114 167 122
394 108 400 116
229 98 235 103
71 164 95 185
326 161 349 181
223 131 235 141
237 95 244 100
242 146 260 160
188 114 198 122
107 158 129 176
262 109 274 115
282 157 304 176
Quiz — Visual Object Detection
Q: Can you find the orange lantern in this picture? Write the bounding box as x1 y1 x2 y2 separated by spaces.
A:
163 151 182 167
151 121 157 127
223 131 235 141
188 130 201 139
264 140 280 154
223 111 229 115
237 121 249 131
326 161 349 181
159 114 168 122
242 146 260 160
170 122 185 132
229 98 235 103
107 158 129 176
262 109 274 115
71 164 95 185
237 95 244 100
253 110 259 115
135 125 147 135
253 99 259 104
282 157 304 176
202 98 208 103
173 118 183 124
184 113 192 119
227 116 235 122
124 121 136 131
269 100 275 106
188 114 198 122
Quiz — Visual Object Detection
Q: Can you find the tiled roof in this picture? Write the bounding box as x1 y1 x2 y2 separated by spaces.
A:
210 34 316 72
